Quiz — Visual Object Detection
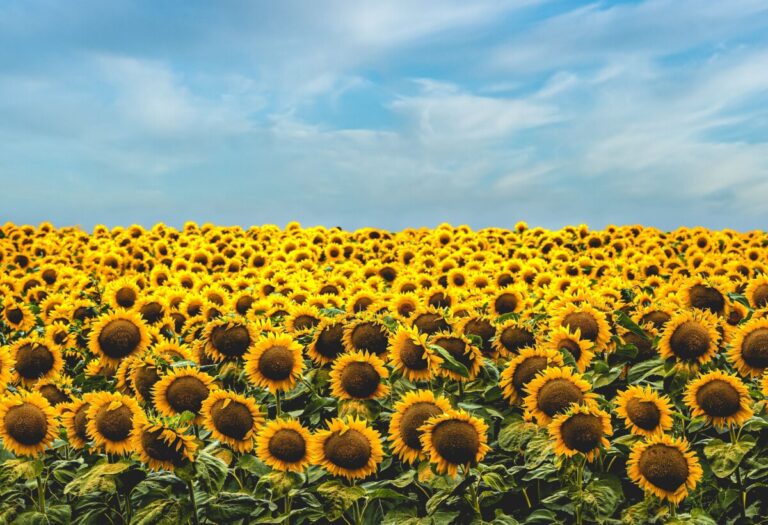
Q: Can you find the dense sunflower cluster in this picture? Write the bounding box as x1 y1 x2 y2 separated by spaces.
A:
1 221 768 523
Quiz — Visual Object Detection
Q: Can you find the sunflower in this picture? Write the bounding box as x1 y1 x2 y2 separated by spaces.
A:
129 355 162 403
627 434 703 505
88 309 150 365
410 306 452 335
684 370 753 428
549 303 611 351
85 391 143 455
0 345 13 392
430 333 483 381
614 386 673 438
10 336 63 386
202 317 258 362
153 367 215 421
389 326 441 381
0 390 58 457
523 367 597 426
500 347 564 405
35 376 73 409
330 350 389 400
1 297 35 332
544 326 595 372
307 318 346 365
61 393 97 449
657 310 720 369
489 286 524 317
310 416 384 480
419 410 491 477
285 304 322 334
201 389 264 453
745 274 768 309
256 418 312 472
244 333 304 393
492 318 536 357
681 276 729 317
133 418 197 471
104 277 141 310
388 390 453 464
342 317 390 357
728 317 768 378
549 403 612 462
456 314 497 357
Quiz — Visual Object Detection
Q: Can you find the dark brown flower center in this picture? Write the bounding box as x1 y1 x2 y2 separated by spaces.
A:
293 315 319 331
399 402 442 450
462 319 495 355
494 293 518 315
669 321 711 360
625 397 661 430
741 328 768 369
324 429 371 470
350 322 388 355
641 311 671 330
268 428 306 463
134 365 161 402
752 284 768 308
235 296 255 315
15 343 54 380
210 399 253 440
638 444 689 492
398 338 429 370
314 323 345 360
115 287 137 308
38 385 70 406
431 419 480 466
559 338 582 361
98 319 142 359
5 404 48 445
536 378 584 417
695 379 741 418
500 327 535 354
139 302 164 324
211 324 251 358
258 346 296 381
74 402 90 441
560 413 603 452
6 308 24 325
688 284 725 315
340 361 381 398
413 313 450 335
562 312 599 342
165 376 210 413
95 404 134 442
511 356 548 394
141 429 186 465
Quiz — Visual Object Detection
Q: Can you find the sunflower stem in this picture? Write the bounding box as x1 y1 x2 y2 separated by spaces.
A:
187 480 200 525
276 390 282 419
731 426 747 521
574 456 584 525
36 474 46 514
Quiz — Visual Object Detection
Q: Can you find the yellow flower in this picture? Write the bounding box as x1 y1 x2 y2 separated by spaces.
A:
0 390 58 457
523 367 597 426
388 390 452 464
152 367 214 421
330 350 389 400
201 389 264 453
88 309 150 365
419 410 491 477
684 370 753 428
614 386 673 438
244 333 304 393
256 418 312 472
500 347 564 405
627 434 703 505
310 417 384 480
549 403 612 462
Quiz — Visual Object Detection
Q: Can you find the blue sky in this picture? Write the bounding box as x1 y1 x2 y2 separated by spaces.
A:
2 0 768 231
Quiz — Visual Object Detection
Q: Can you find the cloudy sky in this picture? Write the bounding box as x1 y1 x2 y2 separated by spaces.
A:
2 0 768 231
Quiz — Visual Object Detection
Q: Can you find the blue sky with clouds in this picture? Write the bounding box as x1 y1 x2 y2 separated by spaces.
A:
2 0 768 231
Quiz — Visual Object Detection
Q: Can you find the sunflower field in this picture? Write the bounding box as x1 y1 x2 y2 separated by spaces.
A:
1 221 768 525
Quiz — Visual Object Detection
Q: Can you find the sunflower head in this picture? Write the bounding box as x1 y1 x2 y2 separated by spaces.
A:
0 390 58 457
61 394 97 449
545 326 595 372
549 403 612 462
549 302 611 351
201 389 264 453
658 310 720 369
523 366 596 426
342 317 390 357
388 390 452 464
627 434 703 504
430 332 483 381
86 391 144 455
419 410 491 477
203 317 257 362
410 307 452 336
134 418 198 471
256 418 312 472
728 317 768 377
244 333 304 393
493 318 536 357
684 370 753 428
88 310 150 365
500 347 564 404
308 318 346 365
457 315 497 357
153 367 214 422
10 336 64 386
330 351 389 400
614 386 673 438
310 416 384 480
389 326 440 381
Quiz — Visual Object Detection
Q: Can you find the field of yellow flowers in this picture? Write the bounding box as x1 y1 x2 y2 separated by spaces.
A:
1 221 767 524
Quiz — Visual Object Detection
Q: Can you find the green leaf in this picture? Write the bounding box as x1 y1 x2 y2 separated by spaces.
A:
524 432 553 470
130 498 186 525
703 435 756 478
627 358 665 384
205 492 262 521
497 418 538 453
582 475 623 521
64 460 131 496
195 449 229 492
429 344 469 378
316 480 366 521
614 310 649 340
2 458 43 482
